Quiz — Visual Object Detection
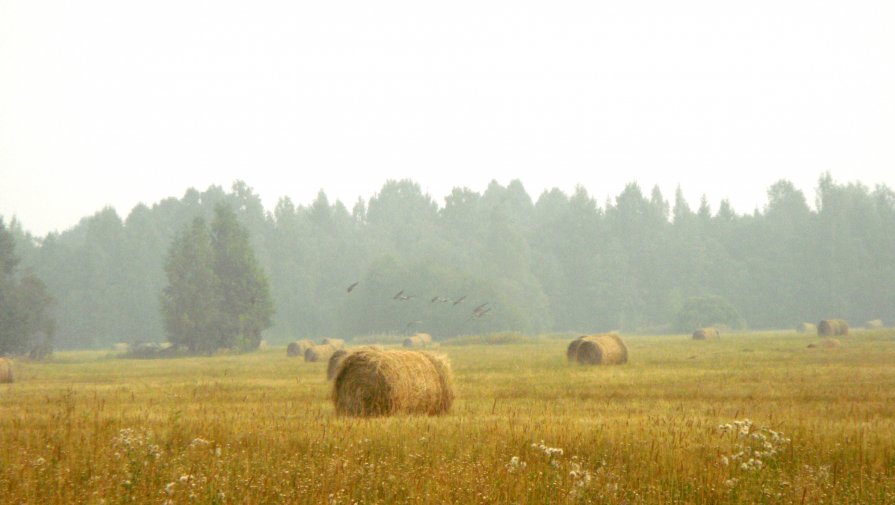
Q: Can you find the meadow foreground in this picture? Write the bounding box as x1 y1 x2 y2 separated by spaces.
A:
1 330 894 504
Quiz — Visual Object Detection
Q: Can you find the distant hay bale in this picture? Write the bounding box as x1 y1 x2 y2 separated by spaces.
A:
305 343 339 362
693 328 720 340
327 349 350 380
571 334 628 365
402 333 433 348
113 342 130 352
331 349 454 417
866 319 884 329
321 338 345 349
796 323 817 334
818 319 849 337
287 339 314 357
0 357 13 384
403 336 423 348
807 338 841 349
566 338 586 362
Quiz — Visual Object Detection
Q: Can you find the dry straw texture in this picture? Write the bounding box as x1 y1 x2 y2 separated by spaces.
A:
286 339 314 357
569 334 628 365
0 357 13 383
797 323 817 334
818 319 849 336
305 344 339 362
331 348 454 417
327 349 350 380
693 328 720 340
321 338 345 349
807 338 841 349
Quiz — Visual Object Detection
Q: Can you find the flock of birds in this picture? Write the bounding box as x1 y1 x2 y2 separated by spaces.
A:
346 281 492 334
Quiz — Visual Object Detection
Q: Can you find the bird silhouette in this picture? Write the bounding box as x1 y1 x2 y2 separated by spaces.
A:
393 290 404 300
452 295 467 306
347 281 359 293
472 302 489 315
430 296 440 303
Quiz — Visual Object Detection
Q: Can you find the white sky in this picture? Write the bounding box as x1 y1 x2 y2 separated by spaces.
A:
1 0 893 236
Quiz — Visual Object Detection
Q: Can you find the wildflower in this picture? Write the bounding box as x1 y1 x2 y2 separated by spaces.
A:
165 482 175 495
31 457 46 467
506 456 526 473
189 438 212 449
720 456 729 466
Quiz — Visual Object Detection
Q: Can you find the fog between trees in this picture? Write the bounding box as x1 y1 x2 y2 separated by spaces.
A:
6 174 894 349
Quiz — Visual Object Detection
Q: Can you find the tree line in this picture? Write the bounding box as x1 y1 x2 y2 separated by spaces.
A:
5 174 894 349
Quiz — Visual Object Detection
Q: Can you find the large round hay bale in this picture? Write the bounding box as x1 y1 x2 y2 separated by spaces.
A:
574 334 628 365
796 323 817 334
332 349 454 417
818 319 849 336
287 339 314 357
807 338 841 349
693 328 720 340
327 349 350 380
322 338 345 349
305 343 339 362
566 337 586 362
0 357 13 384
866 319 884 329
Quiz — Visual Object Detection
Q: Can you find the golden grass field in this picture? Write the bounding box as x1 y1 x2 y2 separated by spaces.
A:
2 329 895 504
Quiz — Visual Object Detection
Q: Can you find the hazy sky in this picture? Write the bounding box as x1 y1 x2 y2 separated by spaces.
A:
1 0 893 236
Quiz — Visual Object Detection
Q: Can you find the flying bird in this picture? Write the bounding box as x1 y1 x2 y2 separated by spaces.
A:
347 281 359 293
393 290 404 300
472 302 490 315
452 295 467 306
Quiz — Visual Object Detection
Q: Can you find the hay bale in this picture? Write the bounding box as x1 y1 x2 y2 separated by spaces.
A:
331 349 454 417
573 334 628 365
402 333 433 348
807 338 841 349
305 343 339 362
0 357 13 384
403 336 422 348
818 319 849 336
327 349 350 380
321 338 345 349
693 327 720 340
287 339 314 357
796 323 817 334
866 319 884 329
566 337 586 362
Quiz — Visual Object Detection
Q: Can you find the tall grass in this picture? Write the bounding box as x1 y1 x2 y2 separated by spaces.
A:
1 330 894 503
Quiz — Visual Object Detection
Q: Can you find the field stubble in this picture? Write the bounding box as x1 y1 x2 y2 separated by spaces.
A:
1 330 895 503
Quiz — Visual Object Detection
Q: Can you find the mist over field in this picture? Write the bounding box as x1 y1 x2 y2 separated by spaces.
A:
2 174 892 349
3 1 895 502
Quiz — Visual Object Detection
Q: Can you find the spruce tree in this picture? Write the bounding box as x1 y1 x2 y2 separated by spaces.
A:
161 217 221 353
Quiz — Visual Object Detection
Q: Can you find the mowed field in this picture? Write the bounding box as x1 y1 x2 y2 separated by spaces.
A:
2 330 895 504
